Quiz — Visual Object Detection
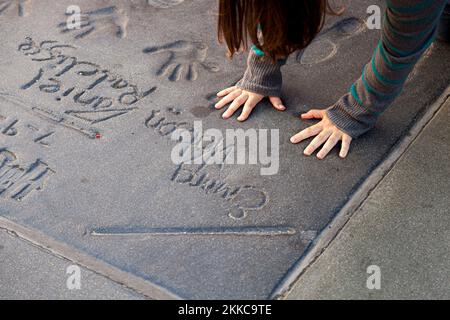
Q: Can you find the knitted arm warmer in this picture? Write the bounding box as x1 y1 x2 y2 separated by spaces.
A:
236 49 287 97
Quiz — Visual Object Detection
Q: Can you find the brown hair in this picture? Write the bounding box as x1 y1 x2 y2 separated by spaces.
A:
218 0 342 61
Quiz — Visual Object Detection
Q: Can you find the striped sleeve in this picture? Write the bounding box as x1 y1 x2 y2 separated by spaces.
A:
327 0 447 138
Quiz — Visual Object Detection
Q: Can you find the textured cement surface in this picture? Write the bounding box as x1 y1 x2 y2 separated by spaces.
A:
288 98 450 300
0 228 143 299
0 0 449 299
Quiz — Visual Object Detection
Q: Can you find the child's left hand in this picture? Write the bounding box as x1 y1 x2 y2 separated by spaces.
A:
290 109 353 159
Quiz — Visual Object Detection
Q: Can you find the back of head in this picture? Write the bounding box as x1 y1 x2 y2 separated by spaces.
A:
218 0 341 61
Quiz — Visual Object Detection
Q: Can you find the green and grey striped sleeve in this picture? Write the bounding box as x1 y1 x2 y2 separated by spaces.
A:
237 0 447 138
327 0 447 138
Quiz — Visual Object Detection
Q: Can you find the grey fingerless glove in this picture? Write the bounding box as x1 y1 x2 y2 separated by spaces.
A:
326 93 380 139
236 49 287 97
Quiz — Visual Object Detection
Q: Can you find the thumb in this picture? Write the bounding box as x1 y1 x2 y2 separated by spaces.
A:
301 109 324 119
269 97 286 111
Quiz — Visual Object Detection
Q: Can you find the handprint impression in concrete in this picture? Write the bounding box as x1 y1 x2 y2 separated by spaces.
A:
143 40 220 82
297 17 367 65
58 6 129 39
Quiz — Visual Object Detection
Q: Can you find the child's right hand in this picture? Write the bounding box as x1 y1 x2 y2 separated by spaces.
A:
215 86 285 122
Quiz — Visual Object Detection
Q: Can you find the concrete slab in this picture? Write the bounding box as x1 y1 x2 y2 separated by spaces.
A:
287 98 450 300
0 228 144 299
0 0 449 299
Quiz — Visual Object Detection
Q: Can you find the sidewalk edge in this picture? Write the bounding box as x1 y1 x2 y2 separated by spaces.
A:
270 87 450 300
0 217 184 300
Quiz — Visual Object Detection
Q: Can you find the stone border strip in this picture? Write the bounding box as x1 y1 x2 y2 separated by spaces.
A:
0 217 183 300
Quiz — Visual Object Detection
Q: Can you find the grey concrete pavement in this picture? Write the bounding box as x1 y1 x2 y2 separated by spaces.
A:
0 0 449 299
287 98 450 300
0 228 144 300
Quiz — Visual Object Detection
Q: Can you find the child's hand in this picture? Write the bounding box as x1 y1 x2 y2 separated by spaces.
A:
215 86 285 122
290 109 352 159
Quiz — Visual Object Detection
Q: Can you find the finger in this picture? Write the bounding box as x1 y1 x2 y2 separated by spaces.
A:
168 64 183 82
304 130 332 156
186 64 198 81
75 26 95 39
317 132 341 160
301 109 324 120
143 46 160 54
157 61 176 76
215 89 242 110
144 41 184 54
290 124 323 144
223 93 249 119
340 134 352 158
238 96 260 121
202 62 220 73
217 86 237 97
269 97 286 111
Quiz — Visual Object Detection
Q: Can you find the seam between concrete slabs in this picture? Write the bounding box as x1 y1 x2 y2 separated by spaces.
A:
271 87 450 300
0 217 183 300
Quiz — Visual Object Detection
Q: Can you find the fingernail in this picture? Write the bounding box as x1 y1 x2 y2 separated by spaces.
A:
279 105 286 110
290 137 296 143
